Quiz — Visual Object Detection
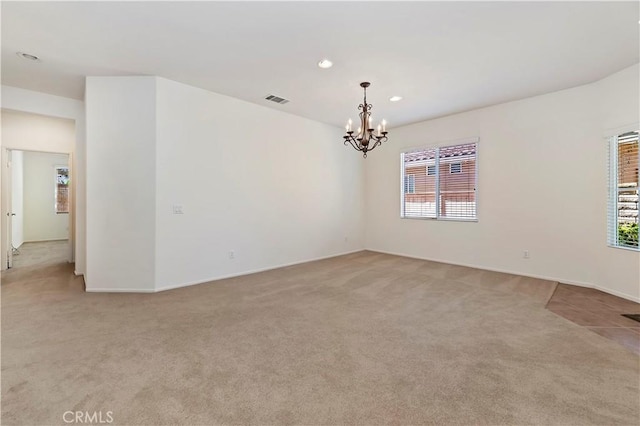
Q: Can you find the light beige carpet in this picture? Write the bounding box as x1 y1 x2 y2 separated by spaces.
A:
1 251 639 425
10 240 69 269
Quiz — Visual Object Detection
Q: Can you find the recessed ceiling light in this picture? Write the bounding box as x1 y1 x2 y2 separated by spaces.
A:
317 59 333 69
16 52 40 62
389 96 403 102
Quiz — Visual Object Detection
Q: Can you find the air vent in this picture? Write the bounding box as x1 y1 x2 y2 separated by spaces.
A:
265 94 289 105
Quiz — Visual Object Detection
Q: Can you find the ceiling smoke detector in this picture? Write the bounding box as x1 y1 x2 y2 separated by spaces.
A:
16 52 40 62
264 94 290 105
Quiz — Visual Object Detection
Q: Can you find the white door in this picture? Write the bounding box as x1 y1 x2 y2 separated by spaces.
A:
2 149 13 269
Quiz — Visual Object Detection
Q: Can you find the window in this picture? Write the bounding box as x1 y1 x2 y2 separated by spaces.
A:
55 166 69 214
404 174 416 194
608 131 638 249
401 140 477 220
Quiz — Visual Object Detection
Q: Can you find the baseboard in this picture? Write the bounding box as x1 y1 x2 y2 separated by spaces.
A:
154 249 365 293
86 287 155 293
23 238 68 243
591 285 640 303
365 248 640 303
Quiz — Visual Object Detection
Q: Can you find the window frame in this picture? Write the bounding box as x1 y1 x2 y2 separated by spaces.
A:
55 165 70 215
400 137 479 222
607 129 639 251
449 162 462 174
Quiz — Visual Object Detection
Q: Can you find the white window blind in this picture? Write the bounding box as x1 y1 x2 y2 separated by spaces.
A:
401 140 477 220
404 174 416 194
608 131 639 249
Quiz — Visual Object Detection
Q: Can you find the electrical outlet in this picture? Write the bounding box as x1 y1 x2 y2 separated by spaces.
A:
228 250 235 260
523 250 530 259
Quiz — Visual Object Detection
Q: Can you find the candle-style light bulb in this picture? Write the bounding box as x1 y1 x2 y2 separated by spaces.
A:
357 126 362 135
368 116 373 130
382 119 387 132
348 118 353 132
377 124 382 136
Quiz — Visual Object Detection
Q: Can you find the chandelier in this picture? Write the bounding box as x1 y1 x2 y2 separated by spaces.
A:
343 82 388 158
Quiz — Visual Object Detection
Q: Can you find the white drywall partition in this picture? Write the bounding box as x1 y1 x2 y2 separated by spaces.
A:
154 78 364 290
83 76 364 292
85 77 157 291
1 109 75 153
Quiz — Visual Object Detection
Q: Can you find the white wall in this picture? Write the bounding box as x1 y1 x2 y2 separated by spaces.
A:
154 78 364 290
22 151 69 242
85 77 157 292
10 150 24 248
0 86 85 275
84 76 364 292
1 109 75 153
594 65 640 301
365 63 640 302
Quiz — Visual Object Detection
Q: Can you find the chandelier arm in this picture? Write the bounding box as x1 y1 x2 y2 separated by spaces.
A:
368 139 382 152
368 135 387 152
343 136 361 152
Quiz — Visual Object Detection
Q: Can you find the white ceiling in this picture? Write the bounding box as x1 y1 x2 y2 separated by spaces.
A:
2 1 638 128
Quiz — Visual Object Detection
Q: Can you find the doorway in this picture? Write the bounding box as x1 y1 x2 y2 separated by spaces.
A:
2 149 72 269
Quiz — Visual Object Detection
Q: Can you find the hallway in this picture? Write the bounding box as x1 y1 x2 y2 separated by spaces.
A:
10 240 69 269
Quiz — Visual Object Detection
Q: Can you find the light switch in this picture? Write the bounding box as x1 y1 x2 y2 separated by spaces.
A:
172 204 184 214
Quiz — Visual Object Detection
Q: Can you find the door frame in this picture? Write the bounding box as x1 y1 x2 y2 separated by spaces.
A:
1 149 13 269
1 148 74 270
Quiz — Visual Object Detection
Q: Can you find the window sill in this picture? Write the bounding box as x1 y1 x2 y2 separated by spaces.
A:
400 216 478 223
608 244 640 252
